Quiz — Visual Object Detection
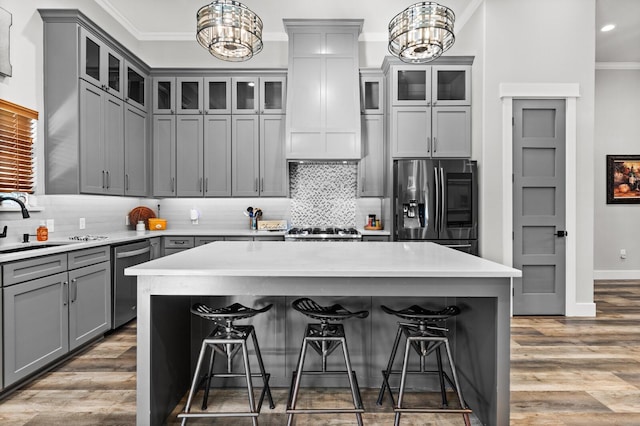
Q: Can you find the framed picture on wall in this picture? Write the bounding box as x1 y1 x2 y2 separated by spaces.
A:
0 7 11 77
607 155 640 204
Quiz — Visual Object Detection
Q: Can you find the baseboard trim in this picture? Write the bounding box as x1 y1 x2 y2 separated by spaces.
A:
565 302 596 317
593 270 640 280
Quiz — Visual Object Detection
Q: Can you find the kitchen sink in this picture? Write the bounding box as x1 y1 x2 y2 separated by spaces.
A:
0 244 70 254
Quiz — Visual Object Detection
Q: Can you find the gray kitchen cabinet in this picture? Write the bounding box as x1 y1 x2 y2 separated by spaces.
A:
359 114 385 197
176 115 204 196
391 64 471 107
40 10 151 196
362 235 390 242
260 115 287 197
194 236 224 246
384 56 473 159
152 76 176 114
232 115 260 196
176 77 203 114
204 115 232 196
79 26 124 100
360 72 384 115
124 60 147 111
3 246 110 386
152 115 177 197
68 260 111 350
79 79 125 195
391 106 471 158
149 237 162 259
3 272 69 386
260 77 286 114
162 236 195 255
124 103 149 196
284 20 362 160
204 77 232 114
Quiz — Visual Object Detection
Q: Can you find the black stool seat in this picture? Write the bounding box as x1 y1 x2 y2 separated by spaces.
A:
192 302 272 322
378 304 471 426
179 302 274 426
292 297 369 322
381 304 460 322
287 298 368 426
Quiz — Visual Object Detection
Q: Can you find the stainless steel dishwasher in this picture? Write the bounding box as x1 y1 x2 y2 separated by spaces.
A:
112 239 151 328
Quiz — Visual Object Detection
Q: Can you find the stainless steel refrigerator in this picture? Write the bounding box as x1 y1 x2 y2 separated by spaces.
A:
394 159 479 255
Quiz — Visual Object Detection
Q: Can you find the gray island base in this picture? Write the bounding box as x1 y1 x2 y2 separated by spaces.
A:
126 241 521 425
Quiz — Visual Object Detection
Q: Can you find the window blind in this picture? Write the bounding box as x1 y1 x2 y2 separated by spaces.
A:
0 99 38 193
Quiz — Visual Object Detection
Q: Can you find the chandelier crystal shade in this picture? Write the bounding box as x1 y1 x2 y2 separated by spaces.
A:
388 2 455 63
196 0 263 62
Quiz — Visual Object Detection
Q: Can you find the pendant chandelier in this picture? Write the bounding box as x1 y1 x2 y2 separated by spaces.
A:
388 2 455 63
196 0 263 62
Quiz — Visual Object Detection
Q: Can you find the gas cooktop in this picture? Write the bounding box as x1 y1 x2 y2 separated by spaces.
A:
285 227 362 241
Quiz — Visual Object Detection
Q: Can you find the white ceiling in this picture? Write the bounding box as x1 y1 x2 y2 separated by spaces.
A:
95 0 640 64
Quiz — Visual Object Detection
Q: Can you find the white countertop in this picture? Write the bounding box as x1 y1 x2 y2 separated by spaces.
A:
126 241 521 278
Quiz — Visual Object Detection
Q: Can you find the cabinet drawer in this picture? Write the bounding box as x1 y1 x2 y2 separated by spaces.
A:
195 237 224 246
3 254 68 287
163 237 195 249
68 246 111 270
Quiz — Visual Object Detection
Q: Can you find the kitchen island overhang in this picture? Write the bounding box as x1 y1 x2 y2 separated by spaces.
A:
127 241 520 426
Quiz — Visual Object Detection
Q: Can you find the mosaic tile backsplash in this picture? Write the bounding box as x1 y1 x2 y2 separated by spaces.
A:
289 162 357 227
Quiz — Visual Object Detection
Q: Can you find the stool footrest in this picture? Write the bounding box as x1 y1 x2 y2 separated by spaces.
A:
178 411 260 418
286 408 365 414
395 407 473 414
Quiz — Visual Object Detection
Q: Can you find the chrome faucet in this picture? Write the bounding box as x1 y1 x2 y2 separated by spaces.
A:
0 195 31 238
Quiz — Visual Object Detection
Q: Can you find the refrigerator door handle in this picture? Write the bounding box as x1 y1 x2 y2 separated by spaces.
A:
440 167 445 234
434 166 440 232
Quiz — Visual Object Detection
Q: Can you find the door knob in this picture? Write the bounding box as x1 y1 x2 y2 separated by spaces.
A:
555 230 567 237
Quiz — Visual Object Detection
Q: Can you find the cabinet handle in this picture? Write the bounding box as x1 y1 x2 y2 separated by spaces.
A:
171 177 175 193
433 100 437 106
199 110 202 114
71 278 78 303
427 137 431 153
427 101 431 106
199 177 203 192
260 178 264 192
102 170 105 188
106 170 110 189
63 281 68 306
125 174 129 191
170 109 174 114
174 240 185 245
205 177 209 193
255 178 258 192
433 137 437 153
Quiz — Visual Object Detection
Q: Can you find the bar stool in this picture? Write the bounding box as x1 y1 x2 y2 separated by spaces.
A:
178 302 275 426
376 304 472 426
287 298 369 426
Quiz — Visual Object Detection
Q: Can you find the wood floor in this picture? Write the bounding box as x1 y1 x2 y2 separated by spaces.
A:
0 280 639 425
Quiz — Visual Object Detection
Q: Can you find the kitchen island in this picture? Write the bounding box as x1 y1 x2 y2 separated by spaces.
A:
127 241 520 425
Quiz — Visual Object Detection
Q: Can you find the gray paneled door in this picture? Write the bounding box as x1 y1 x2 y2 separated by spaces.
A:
513 99 566 315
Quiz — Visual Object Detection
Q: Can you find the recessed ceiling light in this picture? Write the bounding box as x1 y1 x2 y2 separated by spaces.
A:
600 24 616 32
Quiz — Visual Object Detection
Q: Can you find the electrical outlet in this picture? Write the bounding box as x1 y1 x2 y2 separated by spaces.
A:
79 217 86 230
620 249 627 259
125 215 130 226
46 219 54 232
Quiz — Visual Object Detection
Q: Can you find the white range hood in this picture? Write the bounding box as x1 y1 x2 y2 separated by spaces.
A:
283 19 363 161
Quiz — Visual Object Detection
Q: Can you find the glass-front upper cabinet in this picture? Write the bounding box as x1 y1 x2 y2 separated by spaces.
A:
79 27 124 99
431 65 471 106
360 73 384 114
152 77 175 114
232 77 259 114
260 76 286 114
392 65 470 107
124 61 147 111
204 77 231 114
177 77 204 114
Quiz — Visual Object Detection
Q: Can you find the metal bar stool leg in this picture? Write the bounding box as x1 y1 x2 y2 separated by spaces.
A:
339 336 364 426
240 339 258 426
287 334 310 426
250 327 275 410
181 340 210 426
201 344 217 410
443 339 471 426
394 335 414 426
435 345 449 407
377 324 403 406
